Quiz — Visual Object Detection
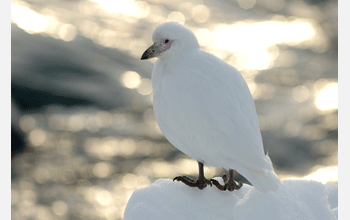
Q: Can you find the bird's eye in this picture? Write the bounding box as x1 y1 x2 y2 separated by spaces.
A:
165 39 169 43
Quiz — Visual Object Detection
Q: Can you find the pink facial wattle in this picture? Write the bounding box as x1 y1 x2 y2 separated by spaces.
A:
157 38 171 52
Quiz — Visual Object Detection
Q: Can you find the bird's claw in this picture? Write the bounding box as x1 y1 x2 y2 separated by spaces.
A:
211 174 242 192
173 175 212 190
210 178 226 191
173 176 180 181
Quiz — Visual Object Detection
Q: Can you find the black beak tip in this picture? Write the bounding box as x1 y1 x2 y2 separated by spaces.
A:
141 51 149 60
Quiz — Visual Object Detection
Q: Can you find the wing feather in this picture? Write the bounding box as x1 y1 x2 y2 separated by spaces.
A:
152 50 273 173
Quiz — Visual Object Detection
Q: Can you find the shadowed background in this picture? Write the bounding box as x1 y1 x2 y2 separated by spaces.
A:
11 0 338 219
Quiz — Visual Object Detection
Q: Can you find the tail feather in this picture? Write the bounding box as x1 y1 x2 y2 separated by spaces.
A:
224 152 281 193
241 169 281 193
233 154 281 193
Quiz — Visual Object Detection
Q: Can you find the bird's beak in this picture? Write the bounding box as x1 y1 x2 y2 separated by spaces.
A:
141 43 162 60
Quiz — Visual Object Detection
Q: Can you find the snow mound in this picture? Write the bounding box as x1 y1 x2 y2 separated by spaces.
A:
124 178 337 220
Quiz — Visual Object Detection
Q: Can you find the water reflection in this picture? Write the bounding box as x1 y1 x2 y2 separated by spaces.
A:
11 0 77 41
292 165 338 184
11 0 337 219
315 82 338 112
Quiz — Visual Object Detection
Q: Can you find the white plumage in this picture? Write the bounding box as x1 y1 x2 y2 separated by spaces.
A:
142 22 280 193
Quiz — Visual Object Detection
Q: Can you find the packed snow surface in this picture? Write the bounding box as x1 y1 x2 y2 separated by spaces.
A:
124 178 337 220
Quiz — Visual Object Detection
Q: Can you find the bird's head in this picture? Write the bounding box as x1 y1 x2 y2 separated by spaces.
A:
141 22 199 60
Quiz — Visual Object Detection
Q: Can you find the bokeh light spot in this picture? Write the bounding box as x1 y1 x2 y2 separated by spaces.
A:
119 139 136 156
96 190 112 206
49 114 66 130
292 85 309 102
93 162 113 178
52 200 68 217
167 11 185 24
237 0 256 10
67 114 85 132
315 82 338 112
137 78 153 95
120 71 141 89
29 129 47 147
59 24 77 42
123 174 137 189
191 5 210 23
19 115 37 132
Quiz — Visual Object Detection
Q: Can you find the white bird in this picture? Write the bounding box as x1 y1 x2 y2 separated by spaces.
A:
141 22 280 193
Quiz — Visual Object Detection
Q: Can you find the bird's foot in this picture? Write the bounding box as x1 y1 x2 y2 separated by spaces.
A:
211 174 243 191
173 175 212 190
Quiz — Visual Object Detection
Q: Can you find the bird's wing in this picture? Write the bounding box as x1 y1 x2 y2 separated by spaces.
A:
153 50 273 172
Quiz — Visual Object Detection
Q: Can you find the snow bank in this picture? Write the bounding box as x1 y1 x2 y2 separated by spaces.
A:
124 178 337 220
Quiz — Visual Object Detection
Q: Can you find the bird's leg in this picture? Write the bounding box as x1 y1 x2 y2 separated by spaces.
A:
211 169 243 191
173 162 212 190
225 169 243 191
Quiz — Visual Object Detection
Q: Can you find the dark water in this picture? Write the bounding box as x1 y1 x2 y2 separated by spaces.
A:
11 0 337 219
